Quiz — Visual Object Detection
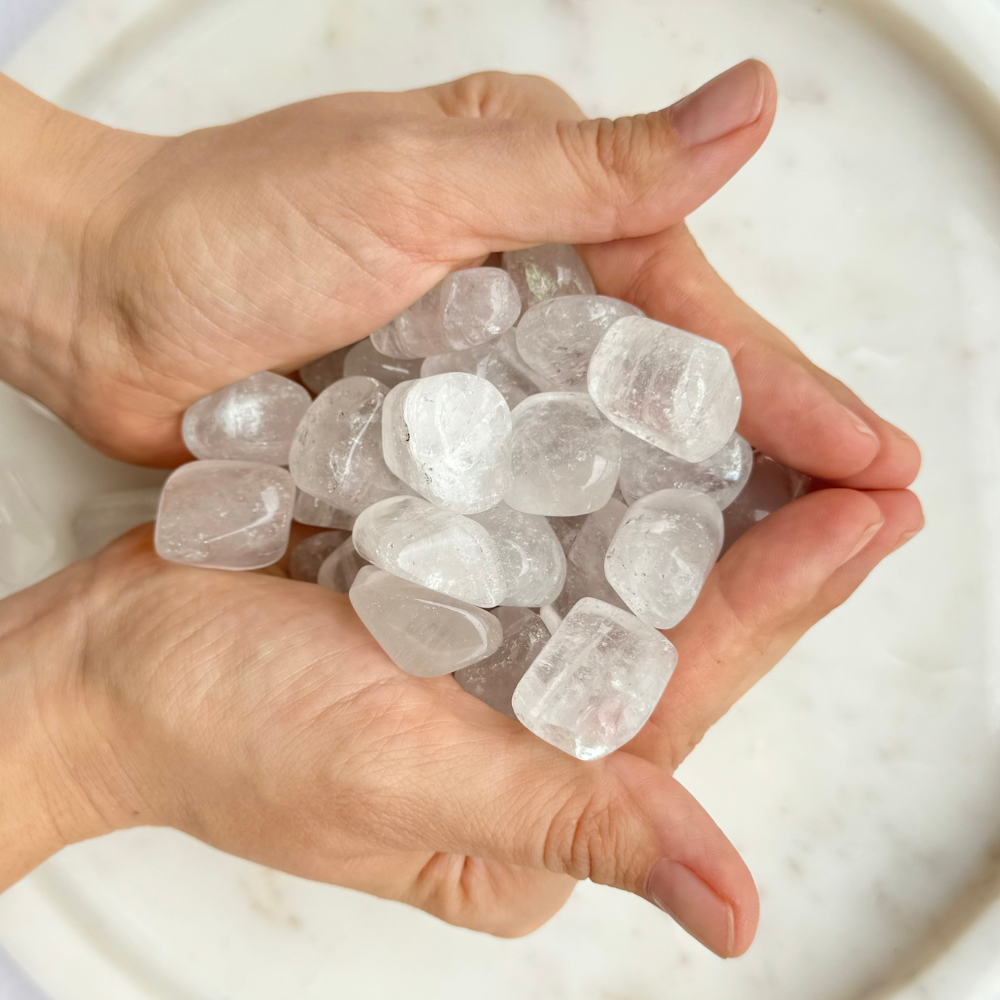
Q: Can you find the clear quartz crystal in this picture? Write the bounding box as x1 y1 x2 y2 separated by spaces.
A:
605 489 724 628
288 377 406 515
511 597 678 760
300 346 352 395
515 295 643 391
73 487 162 558
182 372 311 465
475 329 554 409
721 454 810 555
454 607 549 718
538 604 562 635
343 338 423 387
154 461 295 570
505 393 621 516
288 529 351 583
502 244 595 313
420 341 494 378
350 566 502 677
548 514 589 555
317 537 369 592
0 467 57 597
382 374 512 514
588 316 742 463
553 498 628 616
619 431 753 510
472 503 566 608
352 495 506 607
292 490 355 530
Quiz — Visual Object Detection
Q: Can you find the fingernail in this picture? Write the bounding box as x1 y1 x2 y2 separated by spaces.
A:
647 859 735 957
892 524 923 553
670 60 767 146
841 406 881 448
840 518 885 566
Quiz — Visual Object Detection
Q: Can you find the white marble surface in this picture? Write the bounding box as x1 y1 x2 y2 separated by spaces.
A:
1 0 1000 998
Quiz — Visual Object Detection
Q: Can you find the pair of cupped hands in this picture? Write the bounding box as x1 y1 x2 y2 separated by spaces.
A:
0 60 922 957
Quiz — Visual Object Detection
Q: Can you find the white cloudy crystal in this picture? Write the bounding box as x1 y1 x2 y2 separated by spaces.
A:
73 487 162 558
182 372 311 465
538 604 562 635
605 489 724 628
300 346 352 395
288 377 406 516
506 393 621 517
472 504 566 608
588 316 742 463
512 598 677 760
382 374 512 514
288 529 351 583
454 607 550 717
155 461 294 570
292 490 355 530
619 431 752 510
0 467 57 597
476 329 559 409
352 495 506 607
317 537 369 592
502 244 595 313
516 295 643 391
553 498 628 617
343 339 423 387
420 341 494 378
548 514 589 555
722 454 810 555
350 566 503 676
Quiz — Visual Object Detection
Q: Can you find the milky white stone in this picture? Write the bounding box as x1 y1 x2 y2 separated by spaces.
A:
420 341 494 378
350 566 502 677
0 467 57 597
502 244 595 313
605 489 724 628
538 604 562 635
506 393 621 517
512 598 677 760
548 515 589 555
553 499 629 617
472 504 566 607
382 374 512 514
155 461 294 570
476 329 554 409
588 316 742 463
343 339 422 387
619 431 753 510
516 295 643 391
288 377 406 516
292 490 355 530
287 530 350 583
352 495 506 607
317 537 369 592
300 346 351 395
72 487 162 558
454 607 549 717
722 454 810 556
182 372 311 465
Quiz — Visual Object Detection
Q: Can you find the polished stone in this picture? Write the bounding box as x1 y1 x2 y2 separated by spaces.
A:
553 498 629 616
476 329 554 408
420 341 495 378
288 529 351 583
317 537 369 592
292 490 355 530
548 514 589 555
72 487 162 558
299 346 352 395
502 244 595 313
721 453 810 555
342 339 423 387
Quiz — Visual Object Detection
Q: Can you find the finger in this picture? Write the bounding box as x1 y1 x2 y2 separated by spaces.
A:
629 488 923 771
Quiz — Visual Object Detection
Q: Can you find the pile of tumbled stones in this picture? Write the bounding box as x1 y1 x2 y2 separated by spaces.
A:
147 245 807 761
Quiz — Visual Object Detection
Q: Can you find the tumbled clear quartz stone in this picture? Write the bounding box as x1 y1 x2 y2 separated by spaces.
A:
515 296 643 391
722 454 810 555
454 607 550 717
605 489 724 628
352 495 506 607
317 537 369 592
73 487 162 558
299 346 352 395
511 597 678 760
289 529 351 583
0 467 57 597
382 374 512 514
182 372 311 465
343 338 423 387
472 504 566 607
289 377 406 516
476 329 554 409
502 245 595 313
588 316 742 463
420 341 495 378
293 490 355 530
155 461 294 570
619 431 752 510
538 604 562 635
553 498 628 617
506 393 621 517
548 514 589 555
350 566 503 677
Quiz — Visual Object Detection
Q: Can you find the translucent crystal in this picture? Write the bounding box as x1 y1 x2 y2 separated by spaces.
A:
382 374 512 514
502 244 595 313
288 377 406 516
472 504 566 607
288 529 351 583
538 604 562 635
605 489 724 628
506 393 621 516
548 514 589 555
722 454 810 555
0 467 57 597
515 295 643 391
352 495 506 607
350 566 503 676
155 461 294 570
342 339 422 387
454 607 549 717
317 537 369 592
420 341 494 378
292 490 355 530
511 598 678 760
73 487 162 558
588 316 742 463
299 346 352 395
553 498 628 617
619 431 752 510
182 372 311 465
476 329 554 409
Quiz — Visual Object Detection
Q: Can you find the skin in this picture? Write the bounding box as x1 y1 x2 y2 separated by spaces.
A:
0 61 922 957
